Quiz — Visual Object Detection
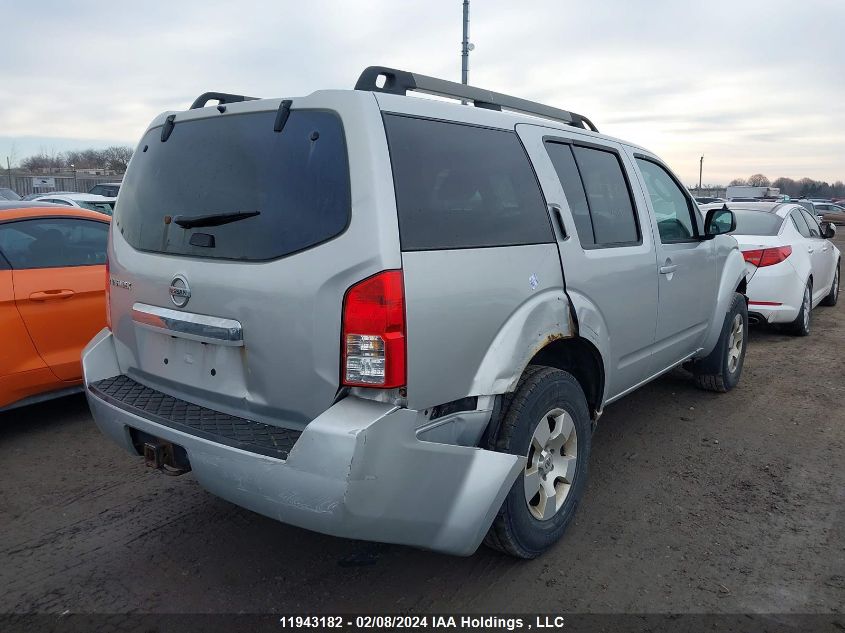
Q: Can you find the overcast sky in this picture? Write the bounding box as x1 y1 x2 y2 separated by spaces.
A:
1 0 843 185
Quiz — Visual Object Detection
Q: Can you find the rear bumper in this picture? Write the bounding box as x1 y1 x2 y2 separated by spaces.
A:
746 264 803 324
82 329 523 556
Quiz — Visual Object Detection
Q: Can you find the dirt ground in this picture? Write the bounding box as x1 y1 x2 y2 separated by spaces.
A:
1 237 843 619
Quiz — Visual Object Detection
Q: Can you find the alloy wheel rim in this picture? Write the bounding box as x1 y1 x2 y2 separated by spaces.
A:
727 313 744 373
524 408 577 521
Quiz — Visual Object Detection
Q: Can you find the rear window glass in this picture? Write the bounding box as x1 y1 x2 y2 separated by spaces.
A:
383 114 552 250
729 210 784 236
115 110 350 261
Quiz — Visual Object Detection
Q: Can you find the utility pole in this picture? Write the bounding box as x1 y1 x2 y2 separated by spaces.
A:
699 155 704 190
460 1 475 104
6 156 11 190
461 0 470 85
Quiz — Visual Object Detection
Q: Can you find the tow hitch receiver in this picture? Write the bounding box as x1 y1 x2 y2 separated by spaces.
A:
140 437 191 476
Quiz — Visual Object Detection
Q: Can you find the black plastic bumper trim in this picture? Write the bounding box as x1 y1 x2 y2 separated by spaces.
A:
89 375 301 460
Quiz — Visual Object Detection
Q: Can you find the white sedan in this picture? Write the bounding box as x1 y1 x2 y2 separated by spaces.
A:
31 193 116 216
702 201 840 335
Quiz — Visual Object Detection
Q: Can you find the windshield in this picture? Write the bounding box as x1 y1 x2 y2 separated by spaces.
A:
115 109 350 261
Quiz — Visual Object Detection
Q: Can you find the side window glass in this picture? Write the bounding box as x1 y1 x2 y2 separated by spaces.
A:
635 158 697 243
569 145 639 245
545 142 595 246
384 115 552 250
0 218 109 269
791 212 812 238
801 210 821 237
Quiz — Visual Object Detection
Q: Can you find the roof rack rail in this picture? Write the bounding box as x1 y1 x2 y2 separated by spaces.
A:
189 92 258 110
354 66 598 133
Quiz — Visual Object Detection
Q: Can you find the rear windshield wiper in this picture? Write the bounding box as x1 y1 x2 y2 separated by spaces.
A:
172 210 260 229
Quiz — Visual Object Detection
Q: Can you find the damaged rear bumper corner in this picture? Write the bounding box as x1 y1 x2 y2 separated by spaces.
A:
82 329 524 556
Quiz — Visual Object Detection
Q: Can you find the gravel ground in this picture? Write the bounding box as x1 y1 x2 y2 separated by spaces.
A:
1 237 843 619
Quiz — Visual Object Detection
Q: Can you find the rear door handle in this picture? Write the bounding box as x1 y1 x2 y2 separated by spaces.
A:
548 204 568 240
659 264 678 274
29 289 75 301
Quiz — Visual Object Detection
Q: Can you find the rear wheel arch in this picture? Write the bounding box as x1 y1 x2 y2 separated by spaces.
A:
525 337 605 420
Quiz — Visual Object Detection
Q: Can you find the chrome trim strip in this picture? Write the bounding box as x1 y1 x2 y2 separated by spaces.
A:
132 303 244 346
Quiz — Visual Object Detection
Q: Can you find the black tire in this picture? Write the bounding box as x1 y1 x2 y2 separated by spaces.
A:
692 292 748 393
484 366 591 559
787 280 812 336
821 263 839 307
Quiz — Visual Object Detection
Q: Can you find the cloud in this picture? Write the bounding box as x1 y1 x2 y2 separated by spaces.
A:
1 0 843 183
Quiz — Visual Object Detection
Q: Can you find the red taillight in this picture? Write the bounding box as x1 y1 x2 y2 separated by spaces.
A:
742 246 792 267
104 253 111 330
341 270 406 388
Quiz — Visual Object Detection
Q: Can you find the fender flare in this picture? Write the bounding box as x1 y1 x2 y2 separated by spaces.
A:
700 243 747 356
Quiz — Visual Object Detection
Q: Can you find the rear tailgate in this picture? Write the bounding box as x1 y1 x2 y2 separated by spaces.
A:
107 91 400 430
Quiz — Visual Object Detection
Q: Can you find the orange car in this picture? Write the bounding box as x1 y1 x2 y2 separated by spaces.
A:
1 202 110 411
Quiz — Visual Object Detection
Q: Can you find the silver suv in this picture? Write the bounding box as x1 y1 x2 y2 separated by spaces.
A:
84 67 748 558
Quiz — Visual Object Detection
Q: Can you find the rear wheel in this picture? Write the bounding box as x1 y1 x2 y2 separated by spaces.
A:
693 292 748 392
821 263 839 307
484 366 591 559
787 281 812 336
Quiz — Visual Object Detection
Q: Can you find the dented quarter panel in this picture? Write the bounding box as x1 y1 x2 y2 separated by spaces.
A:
467 287 574 396
402 243 567 411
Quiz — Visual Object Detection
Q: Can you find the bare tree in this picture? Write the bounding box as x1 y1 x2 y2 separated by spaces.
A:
103 146 133 172
729 178 747 186
747 173 770 187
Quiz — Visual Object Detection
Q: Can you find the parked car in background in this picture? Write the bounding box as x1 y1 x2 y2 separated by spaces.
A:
812 202 845 225
0 202 110 411
23 191 75 201
791 199 818 215
702 201 839 335
83 66 748 559
695 196 724 204
88 182 121 197
0 187 21 201
31 193 116 215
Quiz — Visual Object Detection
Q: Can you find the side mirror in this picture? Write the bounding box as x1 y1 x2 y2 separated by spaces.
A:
821 221 836 239
704 205 736 238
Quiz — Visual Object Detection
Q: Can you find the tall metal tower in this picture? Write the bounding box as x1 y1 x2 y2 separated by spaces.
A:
461 0 472 85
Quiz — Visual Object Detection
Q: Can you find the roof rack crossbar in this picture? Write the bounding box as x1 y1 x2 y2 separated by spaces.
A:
189 92 258 110
354 66 598 133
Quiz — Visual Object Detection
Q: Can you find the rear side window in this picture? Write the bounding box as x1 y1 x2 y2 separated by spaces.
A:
791 212 812 237
116 110 350 261
545 142 639 247
383 114 552 250
801 210 821 237
544 143 594 246
0 218 108 269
